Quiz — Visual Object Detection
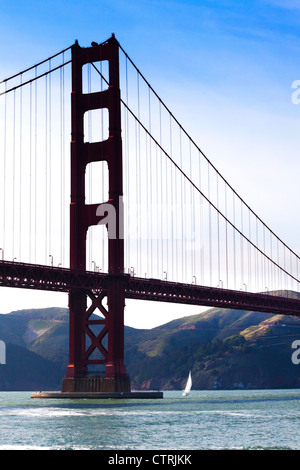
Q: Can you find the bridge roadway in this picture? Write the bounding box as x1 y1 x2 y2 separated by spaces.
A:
0 260 300 316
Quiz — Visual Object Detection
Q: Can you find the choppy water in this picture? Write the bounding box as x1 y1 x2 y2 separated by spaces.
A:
0 389 300 450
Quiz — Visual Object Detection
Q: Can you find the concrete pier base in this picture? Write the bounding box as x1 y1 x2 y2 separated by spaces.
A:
61 375 131 393
31 375 163 399
31 391 163 399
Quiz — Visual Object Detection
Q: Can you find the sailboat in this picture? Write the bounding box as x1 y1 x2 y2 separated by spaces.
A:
182 370 192 397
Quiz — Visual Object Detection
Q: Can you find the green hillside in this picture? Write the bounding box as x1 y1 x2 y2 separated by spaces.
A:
1 297 300 391
125 305 300 390
0 307 69 390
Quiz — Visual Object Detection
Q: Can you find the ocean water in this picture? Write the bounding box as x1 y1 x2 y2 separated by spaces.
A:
0 389 300 450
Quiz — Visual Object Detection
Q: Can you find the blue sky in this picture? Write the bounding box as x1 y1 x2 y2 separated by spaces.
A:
1 0 300 327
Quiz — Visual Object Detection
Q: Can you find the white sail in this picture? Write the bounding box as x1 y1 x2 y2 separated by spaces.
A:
182 370 192 396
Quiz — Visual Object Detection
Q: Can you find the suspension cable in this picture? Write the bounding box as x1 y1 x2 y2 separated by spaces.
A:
0 60 71 96
116 41 300 263
90 59 300 284
0 45 72 84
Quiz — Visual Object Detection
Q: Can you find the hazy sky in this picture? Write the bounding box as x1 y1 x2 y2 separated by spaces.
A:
1 0 300 328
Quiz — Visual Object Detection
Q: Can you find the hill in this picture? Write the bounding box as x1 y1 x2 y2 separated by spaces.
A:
0 307 69 390
1 297 300 391
125 304 300 390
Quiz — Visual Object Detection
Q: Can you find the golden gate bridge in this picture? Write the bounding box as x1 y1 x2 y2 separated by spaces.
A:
0 34 300 397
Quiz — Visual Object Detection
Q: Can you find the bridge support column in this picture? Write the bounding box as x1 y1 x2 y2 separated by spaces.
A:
103 275 130 392
62 35 130 394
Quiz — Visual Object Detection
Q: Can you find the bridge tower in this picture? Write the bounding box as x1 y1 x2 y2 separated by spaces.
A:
62 35 130 393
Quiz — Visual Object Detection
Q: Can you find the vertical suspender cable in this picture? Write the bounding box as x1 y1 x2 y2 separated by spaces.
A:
63 56 66 267
165 114 169 279
240 200 244 288
137 72 141 276
174 130 178 282
125 56 130 273
208 165 212 286
100 60 105 271
45 74 48 264
87 64 92 270
34 67 37 263
145 88 150 277
256 217 259 292
198 150 203 285
263 227 268 288
183 147 187 283
2 83 7 258
49 60 52 263
180 129 183 281
19 74 22 261
216 173 220 286
190 141 195 283
233 193 236 289
156 143 159 278
225 185 229 288
60 54 64 266
29 82 32 262
290 250 293 294
145 126 149 277
159 101 163 278
149 87 153 277
248 210 251 291
277 238 280 292
270 231 273 294
134 117 138 275
12 90 16 258
171 118 175 281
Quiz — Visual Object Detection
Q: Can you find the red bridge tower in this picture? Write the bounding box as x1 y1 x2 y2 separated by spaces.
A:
62 35 130 393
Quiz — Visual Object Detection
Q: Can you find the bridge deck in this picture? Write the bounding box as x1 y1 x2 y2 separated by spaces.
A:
1 260 300 316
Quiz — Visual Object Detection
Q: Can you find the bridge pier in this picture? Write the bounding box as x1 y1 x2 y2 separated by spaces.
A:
31 391 163 399
61 376 130 393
